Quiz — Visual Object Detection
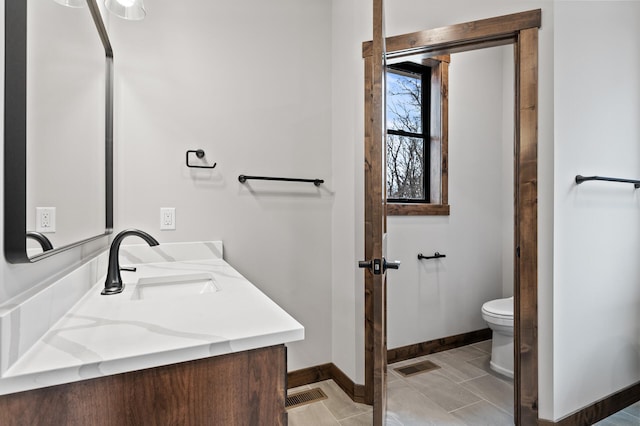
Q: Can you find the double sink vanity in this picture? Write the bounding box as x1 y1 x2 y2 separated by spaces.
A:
0 241 304 425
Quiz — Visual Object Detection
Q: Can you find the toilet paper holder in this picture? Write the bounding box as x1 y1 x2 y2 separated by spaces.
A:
417 252 446 260
186 149 217 169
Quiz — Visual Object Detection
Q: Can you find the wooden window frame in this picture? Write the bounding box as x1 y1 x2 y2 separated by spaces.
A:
387 56 450 216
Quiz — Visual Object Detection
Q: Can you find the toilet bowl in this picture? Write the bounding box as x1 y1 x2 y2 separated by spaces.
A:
481 296 514 378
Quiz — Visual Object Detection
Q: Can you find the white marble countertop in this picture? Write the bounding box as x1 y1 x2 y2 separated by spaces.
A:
0 242 304 395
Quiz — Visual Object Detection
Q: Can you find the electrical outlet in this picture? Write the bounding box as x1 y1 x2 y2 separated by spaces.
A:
36 207 56 233
160 208 175 230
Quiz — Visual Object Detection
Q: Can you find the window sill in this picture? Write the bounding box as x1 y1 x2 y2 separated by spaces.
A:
387 203 450 216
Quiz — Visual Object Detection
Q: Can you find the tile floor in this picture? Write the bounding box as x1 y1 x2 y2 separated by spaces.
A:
287 340 640 425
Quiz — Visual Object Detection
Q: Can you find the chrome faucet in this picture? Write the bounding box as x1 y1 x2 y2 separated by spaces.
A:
26 231 54 252
102 229 159 295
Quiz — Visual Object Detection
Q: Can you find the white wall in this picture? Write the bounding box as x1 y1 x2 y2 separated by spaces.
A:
553 0 640 418
330 0 371 385
501 47 516 297
108 0 333 371
386 46 514 350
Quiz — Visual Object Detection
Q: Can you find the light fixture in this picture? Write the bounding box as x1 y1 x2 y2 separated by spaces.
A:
53 0 146 21
104 0 146 20
53 0 86 8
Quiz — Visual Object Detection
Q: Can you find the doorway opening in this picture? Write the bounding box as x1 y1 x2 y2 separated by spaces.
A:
362 9 541 425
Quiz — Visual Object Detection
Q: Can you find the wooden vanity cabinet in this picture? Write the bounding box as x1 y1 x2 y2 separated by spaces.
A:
0 345 287 425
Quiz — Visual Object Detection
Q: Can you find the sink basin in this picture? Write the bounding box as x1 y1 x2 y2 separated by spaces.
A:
132 273 220 301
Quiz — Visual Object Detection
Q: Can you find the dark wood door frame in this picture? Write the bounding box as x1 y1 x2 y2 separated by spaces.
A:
362 9 541 425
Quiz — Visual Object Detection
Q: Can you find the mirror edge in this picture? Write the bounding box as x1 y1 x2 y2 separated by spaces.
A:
4 0 114 264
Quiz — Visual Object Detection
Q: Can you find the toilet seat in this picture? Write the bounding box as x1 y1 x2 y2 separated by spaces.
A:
481 297 513 326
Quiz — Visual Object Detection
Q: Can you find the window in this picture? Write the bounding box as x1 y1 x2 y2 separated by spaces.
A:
386 63 429 202
386 57 449 216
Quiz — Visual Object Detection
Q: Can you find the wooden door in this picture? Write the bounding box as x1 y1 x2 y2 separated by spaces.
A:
361 0 388 424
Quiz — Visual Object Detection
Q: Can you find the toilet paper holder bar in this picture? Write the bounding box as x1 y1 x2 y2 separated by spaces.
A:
186 149 217 169
418 252 446 260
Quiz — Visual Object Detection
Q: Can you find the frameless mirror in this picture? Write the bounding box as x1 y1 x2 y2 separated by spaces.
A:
4 0 113 263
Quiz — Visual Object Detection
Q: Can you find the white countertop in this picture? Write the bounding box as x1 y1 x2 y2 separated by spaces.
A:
0 242 304 395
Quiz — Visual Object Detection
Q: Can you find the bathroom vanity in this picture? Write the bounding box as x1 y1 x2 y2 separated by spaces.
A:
0 242 304 425
0 345 286 425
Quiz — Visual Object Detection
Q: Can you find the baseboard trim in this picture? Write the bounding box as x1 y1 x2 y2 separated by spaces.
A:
288 363 332 389
387 328 492 364
329 363 366 403
287 363 366 404
538 381 640 426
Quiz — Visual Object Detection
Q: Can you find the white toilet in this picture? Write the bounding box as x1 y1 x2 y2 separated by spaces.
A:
481 296 514 378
